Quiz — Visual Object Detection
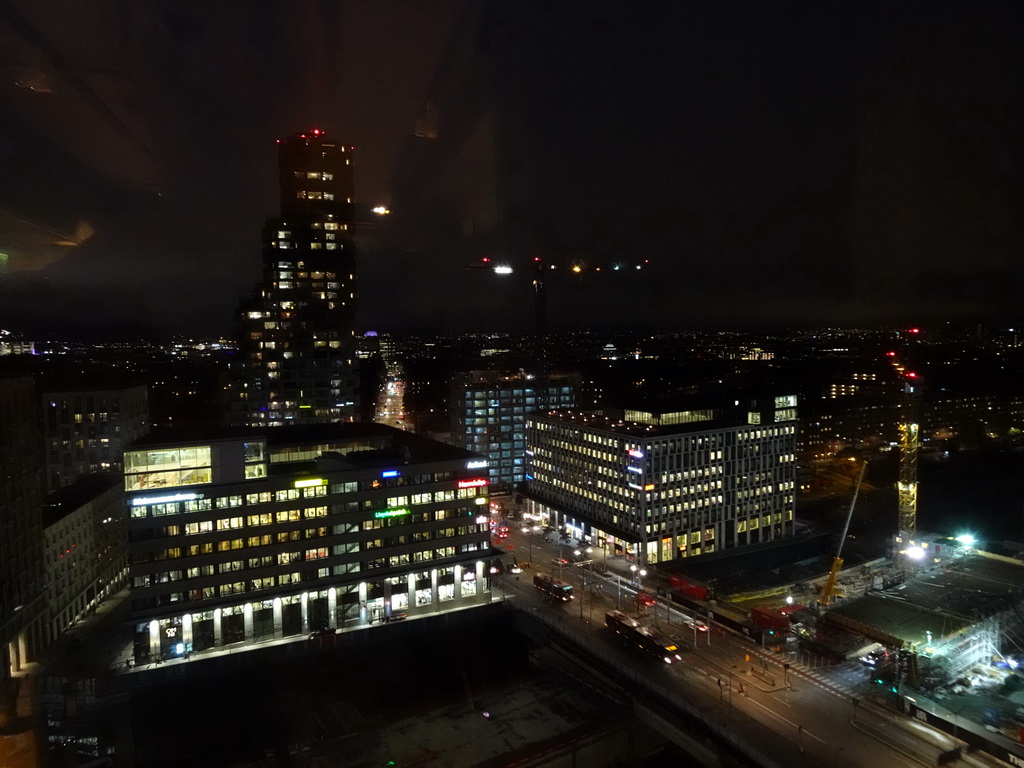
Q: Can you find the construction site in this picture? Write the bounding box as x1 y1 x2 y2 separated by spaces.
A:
656 356 1024 755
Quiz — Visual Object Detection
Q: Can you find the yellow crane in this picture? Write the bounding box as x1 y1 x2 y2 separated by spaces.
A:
897 377 920 538
820 461 867 606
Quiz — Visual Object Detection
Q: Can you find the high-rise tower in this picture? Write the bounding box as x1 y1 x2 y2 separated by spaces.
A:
230 130 359 425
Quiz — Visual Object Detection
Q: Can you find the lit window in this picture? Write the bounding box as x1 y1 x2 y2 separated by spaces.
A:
306 172 319 180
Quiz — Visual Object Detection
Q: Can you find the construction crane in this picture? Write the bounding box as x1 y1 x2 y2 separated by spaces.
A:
820 461 867 606
467 254 649 336
897 377 920 539
887 330 922 540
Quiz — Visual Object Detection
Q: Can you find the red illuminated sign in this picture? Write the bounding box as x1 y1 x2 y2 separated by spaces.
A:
458 478 489 489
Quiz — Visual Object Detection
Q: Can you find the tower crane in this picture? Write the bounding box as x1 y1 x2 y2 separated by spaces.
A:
887 329 922 540
467 254 649 336
897 376 920 539
820 461 867 606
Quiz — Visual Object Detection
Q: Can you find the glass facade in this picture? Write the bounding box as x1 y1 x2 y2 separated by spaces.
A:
124 446 212 492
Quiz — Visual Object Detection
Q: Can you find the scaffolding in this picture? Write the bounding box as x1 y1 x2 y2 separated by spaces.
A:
930 615 1000 683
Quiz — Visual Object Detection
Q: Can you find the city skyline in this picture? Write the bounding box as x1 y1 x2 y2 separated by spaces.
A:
0 2 1022 339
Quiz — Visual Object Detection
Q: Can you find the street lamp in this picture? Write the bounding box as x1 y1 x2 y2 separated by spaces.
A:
521 527 534 565
579 564 587 621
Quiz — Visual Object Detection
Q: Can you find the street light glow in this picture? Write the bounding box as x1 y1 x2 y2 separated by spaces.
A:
493 265 513 275
906 546 926 560
955 534 976 547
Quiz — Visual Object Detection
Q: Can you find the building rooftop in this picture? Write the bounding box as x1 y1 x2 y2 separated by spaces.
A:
45 474 122 527
130 421 482 466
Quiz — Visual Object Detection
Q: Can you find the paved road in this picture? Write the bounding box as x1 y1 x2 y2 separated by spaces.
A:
497 524 985 768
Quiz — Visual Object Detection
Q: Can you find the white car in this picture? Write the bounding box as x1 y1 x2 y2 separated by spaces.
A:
681 615 709 632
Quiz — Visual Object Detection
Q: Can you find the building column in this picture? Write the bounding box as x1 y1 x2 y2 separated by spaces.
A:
454 565 463 601
327 588 337 629
407 574 416 608
243 603 253 641
358 582 368 624
7 639 20 674
273 598 283 639
476 560 486 596
383 581 392 617
300 592 309 633
431 569 439 608
182 614 193 649
213 608 223 646
149 620 160 659
16 632 28 671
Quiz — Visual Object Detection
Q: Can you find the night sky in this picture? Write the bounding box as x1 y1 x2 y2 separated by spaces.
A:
1 1 1022 338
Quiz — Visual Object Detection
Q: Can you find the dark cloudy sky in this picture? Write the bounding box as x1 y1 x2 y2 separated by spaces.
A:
1 1 1022 338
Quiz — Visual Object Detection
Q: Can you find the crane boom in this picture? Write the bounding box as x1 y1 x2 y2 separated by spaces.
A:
820 461 867 605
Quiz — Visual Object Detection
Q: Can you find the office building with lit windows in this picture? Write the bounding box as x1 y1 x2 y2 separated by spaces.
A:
124 422 493 664
450 371 579 492
230 130 359 426
43 476 127 642
524 394 797 567
41 381 149 492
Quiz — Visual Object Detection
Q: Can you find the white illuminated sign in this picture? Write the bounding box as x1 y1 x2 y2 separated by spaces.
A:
467 460 488 469
131 492 199 507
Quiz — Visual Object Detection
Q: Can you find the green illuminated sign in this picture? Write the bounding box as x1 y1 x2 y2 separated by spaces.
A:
374 508 410 519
